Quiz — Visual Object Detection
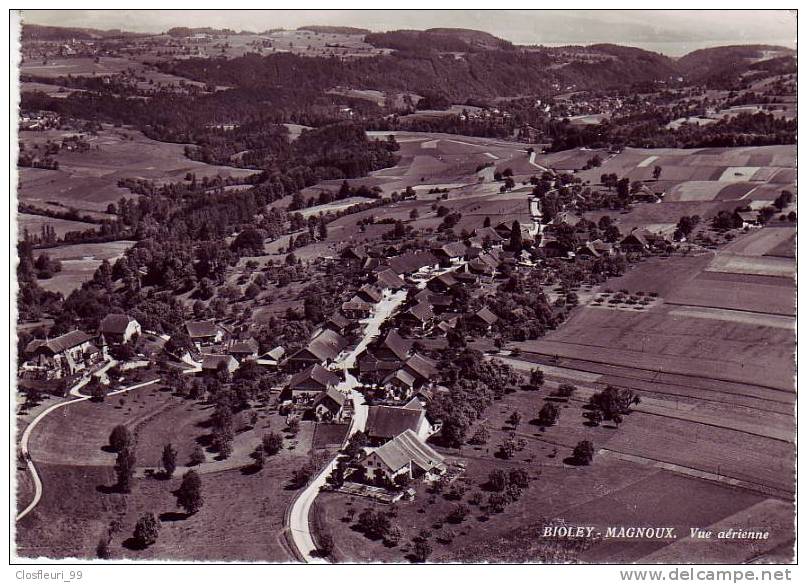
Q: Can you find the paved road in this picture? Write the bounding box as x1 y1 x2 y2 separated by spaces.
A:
286 291 406 562
16 377 160 522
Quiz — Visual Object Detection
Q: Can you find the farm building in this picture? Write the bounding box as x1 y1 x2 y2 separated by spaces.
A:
736 210 761 227
397 301 434 331
365 404 433 444
431 242 468 266
358 429 446 486
374 268 407 291
286 329 349 371
356 284 384 304
20 330 104 380
426 271 459 293
467 307 499 332
288 364 341 400
256 346 285 368
402 353 439 385
201 354 240 375
311 386 347 422
340 246 367 262
341 299 373 319
185 320 226 347
98 314 141 344
620 230 650 253
227 338 260 361
387 251 440 276
324 313 354 336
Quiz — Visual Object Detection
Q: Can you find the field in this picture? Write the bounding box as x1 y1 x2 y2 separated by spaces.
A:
17 212 97 240
18 126 255 213
35 240 136 297
17 379 316 560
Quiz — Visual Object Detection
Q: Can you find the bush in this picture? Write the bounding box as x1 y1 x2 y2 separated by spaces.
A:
132 513 160 548
108 425 132 453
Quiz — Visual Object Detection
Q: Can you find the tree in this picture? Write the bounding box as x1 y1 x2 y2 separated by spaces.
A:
412 539 432 563
409 208 420 220
507 411 522 428
572 440 595 465
189 445 206 466
555 383 576 400
527 367 544 390
132 513 160 548
262 432 284 456
488 469 509 492
114 447 136 493
384 524 403 547
509 468 530 489
175 470 204 515
537 402 560 427
318 532 334 557
109 425 132 453
653 165 663 181
446 503 470 524
161 443 177 478
508 220 523 251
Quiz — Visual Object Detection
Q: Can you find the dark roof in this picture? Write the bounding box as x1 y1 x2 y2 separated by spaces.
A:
382 368 417 388
621 230 649 248
366 405 425 440
737 211 758 222
27 330 92 355
357 284 383 303
404 353 439 380
229 338 259 354
429 271 458 289
375 268 407 290
341 246 367 260
326 313 351 330
432 242 467 258
306 329 349 362
405 301 434 323
99 314 137 335
387 251 439 275
289 364 340 390
342 299 373 312
379 330 410 361
186 320 219 338
258 346 285 361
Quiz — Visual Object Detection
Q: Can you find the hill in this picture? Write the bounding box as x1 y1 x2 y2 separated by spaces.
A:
677 45 796 86
298 25 371 35
20 24 141 41
364 28 514 53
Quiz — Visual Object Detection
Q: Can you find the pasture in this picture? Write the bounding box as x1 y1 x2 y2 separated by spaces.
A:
35 240 136 297
18 213 97 240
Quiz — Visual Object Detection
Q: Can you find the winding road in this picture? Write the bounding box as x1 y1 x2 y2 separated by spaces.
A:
16 375 161 522
286 290 406 562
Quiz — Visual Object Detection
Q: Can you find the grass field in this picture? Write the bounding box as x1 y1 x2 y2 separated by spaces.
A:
36 240 136 297
17 213 97 240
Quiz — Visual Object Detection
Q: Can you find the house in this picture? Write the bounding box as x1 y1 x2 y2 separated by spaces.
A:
21 330 101 379
426 271 459 294
436 314 460 335
374 330 411 361
286 329 349 371
228 338 259 361
398 301 434 331
467 307 499 332
312 387 347 422
201 354 239 375
324 313 353 336
736 211 760 227
341 246 367 262
365 404 433 444
575 242 601 258
591 239 614 256
356 284 383 304
469 226 505 249
341 299 373 320
374 268 407 292
288 364 341 399
98 314 141 344
186 320 225 347
359 429 446 486
256 346 285 368
387 251 440 276
620 230 650 253
381 368 417 399
431 242 468 266
414 290 453 313
402 353 439 385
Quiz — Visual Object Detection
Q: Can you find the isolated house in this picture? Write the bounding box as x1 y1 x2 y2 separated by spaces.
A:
620 230 650 253
21 330 101 379
359 429 446 485
735 211 760 227
98 314 141 344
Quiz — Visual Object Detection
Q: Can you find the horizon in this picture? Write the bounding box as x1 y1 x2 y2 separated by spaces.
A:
19 9 796 57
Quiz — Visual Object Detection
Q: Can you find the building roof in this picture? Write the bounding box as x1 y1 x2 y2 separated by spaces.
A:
229 338 259 354
366 405 426 440
737 211 758 222
342 299 373 313
99 314 137 335
405 301 434 324
201 354 238 371
382 368 417 388
621 230 649 248
357 284 384 303
387 251 439 275
428 271 458 289
26 330 92 355
432 242 468 258
379 329 410 361
372 429 444 473
404 353 439 381
326 313 351 330
313 386 347 410
257 346 285 362
186 320 219 339
375 268 407 290
473 307 499 326
289 364 340 390
300 329 349 362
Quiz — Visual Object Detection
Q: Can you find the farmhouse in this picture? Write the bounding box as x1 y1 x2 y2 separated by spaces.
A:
426 271 459 293
341 246 367 262
381 368 417 398
324 313 354 336
20 330 103 379
736 210 761 227
186 320 225 347
256 346 285 368
342 299 373 319
398 301 434 331
288 364 341 399
359 429 446 485
286 329 349 371
374 268 407 291
467 307 499 332
620 230 650 253
365 404 433 444
98 314 141 344
201 354 240 375
387 251 440 276
431 242 468 266
227 337 259 361
356 284 383 304
311 386 347 422
402 353 439 385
